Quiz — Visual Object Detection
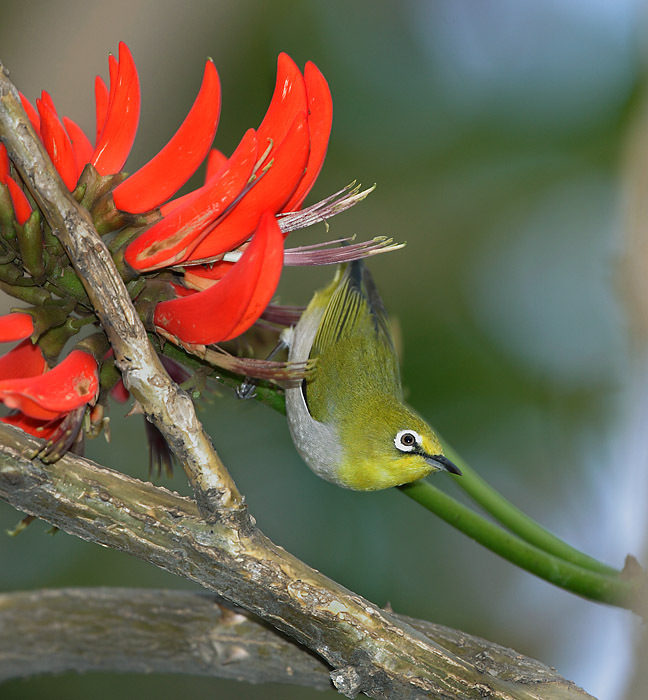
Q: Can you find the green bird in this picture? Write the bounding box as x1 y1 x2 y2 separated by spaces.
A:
284 259 460 490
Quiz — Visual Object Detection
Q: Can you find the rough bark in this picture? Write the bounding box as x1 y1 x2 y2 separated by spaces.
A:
0 426 594 699
0 587 592 696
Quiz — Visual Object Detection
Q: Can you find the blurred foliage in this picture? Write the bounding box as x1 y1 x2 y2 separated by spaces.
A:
1 1 645 699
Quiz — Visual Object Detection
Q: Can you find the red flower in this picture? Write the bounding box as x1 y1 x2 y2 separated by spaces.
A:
0 143 32 224
0 311 34 342
19 42 221 213
154 210 284 344
125 53 332 346
0 313 98 440
4 47 341 385
0 347 98 420
125 54 332 272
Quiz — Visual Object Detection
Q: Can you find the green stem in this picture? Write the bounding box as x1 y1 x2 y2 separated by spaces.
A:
442 444 620 577
150 334 288 415
399 479 638 610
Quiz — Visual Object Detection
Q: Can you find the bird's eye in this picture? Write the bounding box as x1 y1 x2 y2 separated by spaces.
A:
394 429 421 453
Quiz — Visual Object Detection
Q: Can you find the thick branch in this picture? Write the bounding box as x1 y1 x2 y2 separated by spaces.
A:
0 424 594 700
0 587 589 696
0 588 332 688
0 61 241 518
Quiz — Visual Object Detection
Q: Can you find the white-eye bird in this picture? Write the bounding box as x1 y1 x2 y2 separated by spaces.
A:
283 259 461 490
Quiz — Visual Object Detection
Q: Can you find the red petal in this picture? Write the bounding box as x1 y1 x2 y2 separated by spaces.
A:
153 150 228 217
4 177 32 225
94 75 110 144
0 146 32 225
205 149 228 180
1 412 63 439
37 99 78 190
281 61 333 212
256 53 307 154
124 128 258 272
112 60 222 214
0 143 8 179
0 349 98 420
63 117 94 174
154 210 284 344
169 281 197 297
0 340 46 380
0 313 34 342
19 93 40 134
187 111 309 261
108 53 119 98
91 42 140 176
183 260 234 290
39 90 58 116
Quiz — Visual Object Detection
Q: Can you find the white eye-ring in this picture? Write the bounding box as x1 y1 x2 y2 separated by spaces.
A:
394 429 422 453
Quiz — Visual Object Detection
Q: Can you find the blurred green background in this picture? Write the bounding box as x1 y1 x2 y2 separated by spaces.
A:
1 1 647 698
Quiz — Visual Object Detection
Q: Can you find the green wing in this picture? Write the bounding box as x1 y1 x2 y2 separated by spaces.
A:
311 260 396 359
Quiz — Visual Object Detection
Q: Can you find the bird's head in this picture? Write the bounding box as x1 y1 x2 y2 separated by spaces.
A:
335 400 461 490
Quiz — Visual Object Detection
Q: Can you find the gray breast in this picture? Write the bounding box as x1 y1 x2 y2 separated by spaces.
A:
282 308 343 485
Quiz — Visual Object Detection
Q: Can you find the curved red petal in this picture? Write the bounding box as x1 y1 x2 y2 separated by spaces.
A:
155 211 284 344
19 93 40 134
108 53 119 96
187 111 309 261
159 189 196 216
63 116 94 174
0 313 34 342
124 128 258 272
281 61 333 212
158 146 234 214
0 349 98 420
0 144 8 179
0 340 46 380
0 147 32 224
257 53 307 153
1 412 63 439
113 60 222 214
92 42 140 176
205 149 228 180
94 75 110 145
4 177 33 225
36 99 78 190
39 90 58 115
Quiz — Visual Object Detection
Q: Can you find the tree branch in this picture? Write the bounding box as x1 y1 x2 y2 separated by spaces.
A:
0 588 332 688
0 424 594 700
0 587 593 698
0 60 242 520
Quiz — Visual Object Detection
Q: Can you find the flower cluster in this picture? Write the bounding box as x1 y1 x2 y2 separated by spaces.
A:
0 42 393 458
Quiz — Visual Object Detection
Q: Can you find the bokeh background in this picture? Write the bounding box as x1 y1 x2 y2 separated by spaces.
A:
1 1 647 698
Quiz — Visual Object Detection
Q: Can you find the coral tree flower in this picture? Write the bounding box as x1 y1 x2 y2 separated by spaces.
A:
0 313 98 439
15 44 334 349
0 349 99 421
154 210 285 344
125 52 333 346
19 42 222 213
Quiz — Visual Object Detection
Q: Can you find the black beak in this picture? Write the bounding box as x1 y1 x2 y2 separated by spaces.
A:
425 454 462 476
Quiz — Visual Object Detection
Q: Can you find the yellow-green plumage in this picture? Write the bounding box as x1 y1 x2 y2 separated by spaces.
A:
284 260 459 490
